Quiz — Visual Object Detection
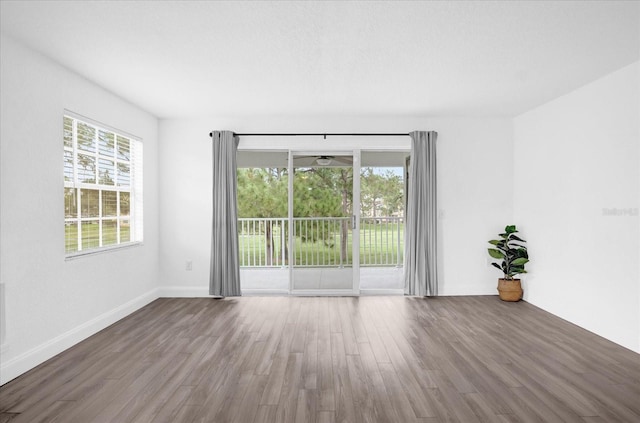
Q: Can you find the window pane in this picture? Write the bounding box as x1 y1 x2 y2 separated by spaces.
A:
81 220 100 250
65 222 78 253
120 219 130 243
99 158 115 185
65 188 77 218
119 192 130 216
77 122 96 153
64 115 141 255
117 163 130 187
64 150 74 182
64 117 73 149
117 136 130 161
77 154 96 183
102 191 117 216
98 130 115 157
103 220 117 246
80 189 99 218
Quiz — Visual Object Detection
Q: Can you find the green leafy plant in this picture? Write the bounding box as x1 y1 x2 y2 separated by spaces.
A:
488 225 529 280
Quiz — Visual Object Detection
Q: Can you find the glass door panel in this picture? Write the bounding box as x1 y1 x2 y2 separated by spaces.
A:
236 151 290 293
359 151 409 291
291 152 356 292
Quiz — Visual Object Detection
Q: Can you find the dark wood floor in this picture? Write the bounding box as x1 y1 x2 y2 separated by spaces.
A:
1 296 639 423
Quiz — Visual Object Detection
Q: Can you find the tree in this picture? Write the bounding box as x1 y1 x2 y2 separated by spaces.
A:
237 168 288 265
360 167 404 218
293 167 353 263
237 168 288 218
237 165 403 267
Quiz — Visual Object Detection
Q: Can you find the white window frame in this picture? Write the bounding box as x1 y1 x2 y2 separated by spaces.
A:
64 111 143 258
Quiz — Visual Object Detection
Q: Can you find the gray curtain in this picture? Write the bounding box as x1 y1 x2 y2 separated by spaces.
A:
404 131 438 296
209 131 241 297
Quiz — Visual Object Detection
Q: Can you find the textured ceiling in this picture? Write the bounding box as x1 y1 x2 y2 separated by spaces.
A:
1 1 638 119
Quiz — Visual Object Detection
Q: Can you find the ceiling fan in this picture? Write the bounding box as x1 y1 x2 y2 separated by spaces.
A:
293 155 353 167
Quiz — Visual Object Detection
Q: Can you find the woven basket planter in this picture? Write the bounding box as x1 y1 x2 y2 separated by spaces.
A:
497 278 523 302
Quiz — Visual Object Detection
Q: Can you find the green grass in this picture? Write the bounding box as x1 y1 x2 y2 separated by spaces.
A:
65 221 131 253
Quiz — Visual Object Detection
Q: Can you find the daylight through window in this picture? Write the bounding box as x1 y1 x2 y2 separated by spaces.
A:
64 114 143 255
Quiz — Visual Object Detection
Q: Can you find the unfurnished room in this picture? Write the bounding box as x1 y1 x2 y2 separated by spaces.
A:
0 1 639 422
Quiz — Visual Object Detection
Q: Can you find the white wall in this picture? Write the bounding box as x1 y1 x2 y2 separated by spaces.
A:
432 117 514 295
0 35 160 383
514 61 640 352
158 116 513 297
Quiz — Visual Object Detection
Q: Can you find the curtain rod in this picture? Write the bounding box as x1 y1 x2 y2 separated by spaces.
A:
209 132 410 138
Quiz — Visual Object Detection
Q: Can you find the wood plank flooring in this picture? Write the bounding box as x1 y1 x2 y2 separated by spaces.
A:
1 296 639 422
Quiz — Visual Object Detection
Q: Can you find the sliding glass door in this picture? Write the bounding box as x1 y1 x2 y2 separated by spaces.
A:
236 148 408 295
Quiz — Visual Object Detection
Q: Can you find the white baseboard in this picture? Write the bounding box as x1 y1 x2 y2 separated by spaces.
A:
0 288 158 385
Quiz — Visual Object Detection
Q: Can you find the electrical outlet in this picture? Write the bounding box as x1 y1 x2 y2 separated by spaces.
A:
185 260 193 271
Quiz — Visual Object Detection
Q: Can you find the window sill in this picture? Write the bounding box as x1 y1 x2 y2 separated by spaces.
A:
65 242 143 261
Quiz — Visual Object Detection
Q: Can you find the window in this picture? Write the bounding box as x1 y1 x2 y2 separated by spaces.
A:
63 113 142 255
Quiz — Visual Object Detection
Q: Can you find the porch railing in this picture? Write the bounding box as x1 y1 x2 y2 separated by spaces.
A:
238 217 403 268
360 217 404 267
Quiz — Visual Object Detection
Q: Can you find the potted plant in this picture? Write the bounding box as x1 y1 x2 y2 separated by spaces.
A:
488 225 529 301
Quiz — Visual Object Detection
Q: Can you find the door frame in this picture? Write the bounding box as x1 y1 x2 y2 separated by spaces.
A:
288 149 361 296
